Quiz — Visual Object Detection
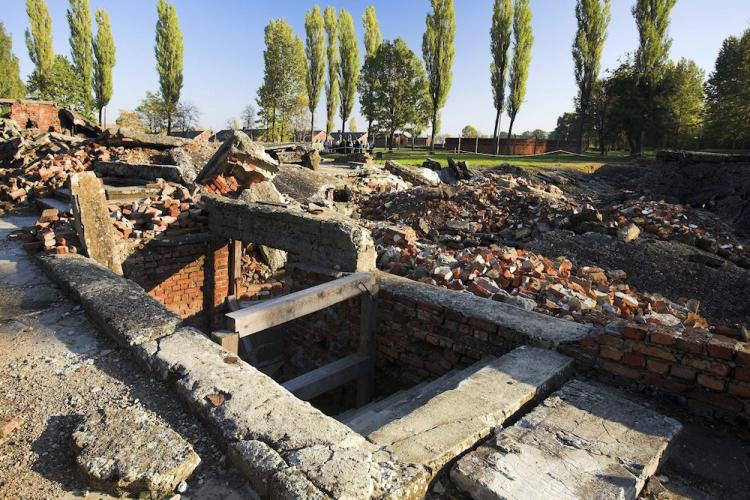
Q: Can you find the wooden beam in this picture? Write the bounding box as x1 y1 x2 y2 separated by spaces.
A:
211 330 239 355
283 353 370 401
229 239 242 295
356 282 379 406
227 272 376 336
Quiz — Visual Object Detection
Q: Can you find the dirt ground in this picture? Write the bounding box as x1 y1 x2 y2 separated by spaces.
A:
0 216 256 499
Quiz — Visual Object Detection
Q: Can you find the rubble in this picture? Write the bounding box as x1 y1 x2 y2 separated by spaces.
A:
383 160 441 186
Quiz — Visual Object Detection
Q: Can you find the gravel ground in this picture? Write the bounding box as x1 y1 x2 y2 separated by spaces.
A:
0 216 256 499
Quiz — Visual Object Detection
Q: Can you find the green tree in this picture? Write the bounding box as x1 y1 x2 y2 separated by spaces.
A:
0 23 26 99
572 0 610 153
602 58 643 153
359 5 382 137
704 29 750 149
115 110 145 132
550 111 579 142
505 0 534 152
631 0 676 153
136 90 167 133
155 0 183 134
348 116 357 132
662 58 704 148
25 0 54 95
28 54 86 112
422 0 456 152
490 0 512 154
304 5 325 141
257 19 306 142
367 39 429 150
337 10 359 136
93 8 115 126
461 124 479 138
67 0 93 115
324 7 339 136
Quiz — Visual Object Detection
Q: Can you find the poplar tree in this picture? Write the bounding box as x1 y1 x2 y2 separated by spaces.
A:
357 5 383 136
422 0 455 151
490 0 512 154
359 5 382 138
25 0 54 95
67 0 93 115
304 5 326 140
0 23 27 99
337 10 359 137
155 0 184 134
572 0 611 153
93 9 115 126
324 7 339 137
506 0 533 152
631 0 676 153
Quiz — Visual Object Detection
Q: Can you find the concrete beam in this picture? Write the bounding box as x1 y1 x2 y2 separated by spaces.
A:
205 195 376 272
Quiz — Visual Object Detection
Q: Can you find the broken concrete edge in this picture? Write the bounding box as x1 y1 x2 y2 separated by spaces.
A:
205 195 377 273
34 252 430 499
376 272 593 348
93 161 187 185
34 253 180 348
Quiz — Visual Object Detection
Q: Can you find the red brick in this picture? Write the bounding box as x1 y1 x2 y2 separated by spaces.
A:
728 382 750 399
676 328 709 354
682 356 730 376
622 352 645 368
735 343 750 367
600 346 622 361
706 335 738 360
598 360 640 379
579 338 598 351
697 374 725 392
644 372 688 393
670 365 697 381
649 329 676 346
632 343 677 362
646 359 669 375
623 323 647 341
597 333 624 349
690 389 744 413
735 366 750 383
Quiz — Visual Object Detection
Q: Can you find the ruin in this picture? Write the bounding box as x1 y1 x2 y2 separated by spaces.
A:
1 118 749 499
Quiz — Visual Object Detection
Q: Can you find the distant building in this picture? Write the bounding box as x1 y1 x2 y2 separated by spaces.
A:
329 131 368 145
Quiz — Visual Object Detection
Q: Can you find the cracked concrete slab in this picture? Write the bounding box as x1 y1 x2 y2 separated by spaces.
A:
451 379 682 500
363 347 573 475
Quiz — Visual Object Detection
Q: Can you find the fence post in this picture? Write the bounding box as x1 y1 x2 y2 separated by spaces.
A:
475 136 479 153
458 136 461 153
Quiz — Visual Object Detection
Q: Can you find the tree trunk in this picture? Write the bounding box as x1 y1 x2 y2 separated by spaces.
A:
167 113 172 135
98 107 103 127
506 116 516 155
575 109 586 154
429 106 437 152
310 114 315 145
492 108 500 155
367 119 373 140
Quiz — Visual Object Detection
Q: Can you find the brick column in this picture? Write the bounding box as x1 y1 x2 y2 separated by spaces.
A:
210 241 230 331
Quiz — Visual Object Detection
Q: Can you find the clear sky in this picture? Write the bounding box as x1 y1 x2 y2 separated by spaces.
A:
3 0 749 135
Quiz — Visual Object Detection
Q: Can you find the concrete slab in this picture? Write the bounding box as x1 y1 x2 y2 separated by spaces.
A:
451 379 682 500
362 347 574 475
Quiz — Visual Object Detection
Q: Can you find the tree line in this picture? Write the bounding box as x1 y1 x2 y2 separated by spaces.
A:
0 0 116 125
255 1 458 149
557 0 750 153
0 0 189 134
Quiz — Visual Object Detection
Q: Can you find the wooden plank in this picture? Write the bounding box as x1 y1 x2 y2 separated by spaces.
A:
356 281 379 406
227 272 376 336
283 353 370 401
229 240 242 295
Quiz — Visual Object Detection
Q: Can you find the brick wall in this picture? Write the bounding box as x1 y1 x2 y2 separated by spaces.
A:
120 233 244 332
443 137 584 155
566 321 750 421
285 267 750 422
4 100 62 132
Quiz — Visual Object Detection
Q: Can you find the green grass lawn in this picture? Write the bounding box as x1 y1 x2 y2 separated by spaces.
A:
364 147 641 173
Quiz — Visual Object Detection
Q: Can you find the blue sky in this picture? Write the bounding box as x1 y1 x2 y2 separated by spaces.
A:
3 0 749 134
